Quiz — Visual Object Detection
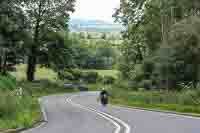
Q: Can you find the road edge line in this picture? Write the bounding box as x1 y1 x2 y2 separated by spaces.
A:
20 98 48 133
38 98 48 122
112 104 200 120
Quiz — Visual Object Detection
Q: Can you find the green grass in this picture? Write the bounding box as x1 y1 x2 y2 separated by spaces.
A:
111 98 200 116
0 90 41 129
0 65 77 130
109 83 200 115
82 69 119 79
11 64 58 81
0 81 77 130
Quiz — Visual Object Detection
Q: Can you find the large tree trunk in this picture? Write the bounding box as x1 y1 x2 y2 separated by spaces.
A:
0 55 2 74
27 21 40 81
26 1 42 81
27 46 37 81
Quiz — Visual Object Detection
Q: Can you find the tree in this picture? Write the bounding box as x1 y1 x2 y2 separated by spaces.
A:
101 33 107 40
0 0 29 75
166 16 200 88
87 33 92 39
95 47 116 69
39 31 76 77
114 0 200 89
21 0 76 81
79 32 85 39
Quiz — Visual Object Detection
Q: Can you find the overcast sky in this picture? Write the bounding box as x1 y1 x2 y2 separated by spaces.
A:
71 0 120 22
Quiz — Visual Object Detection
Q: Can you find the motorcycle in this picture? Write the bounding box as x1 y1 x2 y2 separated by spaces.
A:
100 94 108 106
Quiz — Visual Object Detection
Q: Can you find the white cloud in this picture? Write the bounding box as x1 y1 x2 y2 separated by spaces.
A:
71 0 120 22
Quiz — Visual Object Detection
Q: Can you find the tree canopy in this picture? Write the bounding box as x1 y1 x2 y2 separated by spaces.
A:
114 0 200 89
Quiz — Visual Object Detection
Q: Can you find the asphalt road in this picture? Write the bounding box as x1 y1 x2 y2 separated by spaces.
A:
22 92 200 133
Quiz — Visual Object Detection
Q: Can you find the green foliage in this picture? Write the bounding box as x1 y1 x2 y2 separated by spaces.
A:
22 0 76 81
102 76 116 85
82 69 119 79
0 90 40 129
69 69 83 80
0 93 17 118
59 71 74 80
0 78 77 129
81 71 99 83
110 87 200 114
71 36 120 70
153 16 200 89
114 0 200 90
39 31 76 74
0 75 16 91
138 80 152 90
0 1 28 75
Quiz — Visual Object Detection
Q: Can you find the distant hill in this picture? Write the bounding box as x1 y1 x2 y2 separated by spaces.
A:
69 17 124 33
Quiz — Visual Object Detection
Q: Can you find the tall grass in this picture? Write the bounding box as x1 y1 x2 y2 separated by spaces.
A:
0 65 77 130
109 81 200 114
0 92 17 118
0 90 40 129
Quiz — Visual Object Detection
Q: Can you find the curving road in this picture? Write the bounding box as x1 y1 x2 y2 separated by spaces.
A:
22 92 200 133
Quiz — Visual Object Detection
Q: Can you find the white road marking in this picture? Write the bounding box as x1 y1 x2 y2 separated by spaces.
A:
67 98 121 133
39 98 48 122
113 105 200 120
67 95 131 133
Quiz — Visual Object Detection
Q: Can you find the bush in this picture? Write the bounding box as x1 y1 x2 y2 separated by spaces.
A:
132 64 145 82
114 80 128 89
138 80 152 90
179 90 200 105
69 69 83 80
81 72 99 83
102 76 115 84
0 74 16 91
61 71 74 80
143 59 155 79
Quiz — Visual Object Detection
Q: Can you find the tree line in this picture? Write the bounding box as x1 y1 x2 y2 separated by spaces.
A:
114 0 200 90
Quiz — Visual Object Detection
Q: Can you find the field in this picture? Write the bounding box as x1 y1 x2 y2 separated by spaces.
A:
82 69 119 79
12 65 119 81
11 65 57 81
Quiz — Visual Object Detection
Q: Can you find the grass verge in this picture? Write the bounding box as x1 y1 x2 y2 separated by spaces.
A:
109 86 200 117
111 98 200 117
0 80 77 130
0 64 77 131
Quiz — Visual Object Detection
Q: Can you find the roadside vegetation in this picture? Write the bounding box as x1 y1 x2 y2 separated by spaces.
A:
0 0 76 130
0 1 120 128
108 81 200 115
0 66 76 130
1 0 200 131
107 0 200 115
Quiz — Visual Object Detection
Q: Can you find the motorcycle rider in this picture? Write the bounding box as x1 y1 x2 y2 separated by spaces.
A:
99 88 109 106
